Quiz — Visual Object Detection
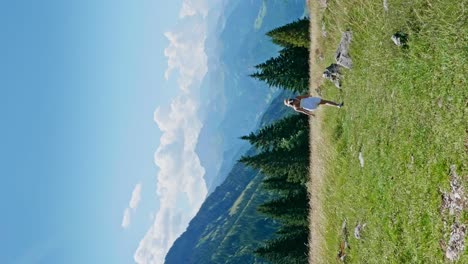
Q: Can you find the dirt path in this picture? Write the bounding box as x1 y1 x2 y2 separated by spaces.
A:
307 0 327 263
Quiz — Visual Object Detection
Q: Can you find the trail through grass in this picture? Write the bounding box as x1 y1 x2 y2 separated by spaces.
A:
307 0 328 262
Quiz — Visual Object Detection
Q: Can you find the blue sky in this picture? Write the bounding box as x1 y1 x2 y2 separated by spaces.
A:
0 0 185 263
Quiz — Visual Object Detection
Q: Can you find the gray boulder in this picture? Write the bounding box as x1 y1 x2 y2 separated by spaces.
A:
335 31 353 69
446 222 466 261
323 63 342 88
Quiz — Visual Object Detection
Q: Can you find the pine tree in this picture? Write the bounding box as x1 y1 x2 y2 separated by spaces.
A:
267 18 310 48
257 190 309 226
262 174 304 194
240 114 309 151
250 47 309 93
254 230 309 263
276 223 309 236
239 146 309 183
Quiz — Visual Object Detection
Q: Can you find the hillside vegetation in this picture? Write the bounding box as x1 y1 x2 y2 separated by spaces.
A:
165 92 295 264
165 1 312 262
239 14 316 264
310 0 467 262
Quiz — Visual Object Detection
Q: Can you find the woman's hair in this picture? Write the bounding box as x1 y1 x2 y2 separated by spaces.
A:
284 98 296 107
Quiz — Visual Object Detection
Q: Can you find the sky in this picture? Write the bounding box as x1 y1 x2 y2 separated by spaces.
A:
0 0 215 263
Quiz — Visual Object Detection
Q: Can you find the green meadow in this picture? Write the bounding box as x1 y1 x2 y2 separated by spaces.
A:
315 0 467 262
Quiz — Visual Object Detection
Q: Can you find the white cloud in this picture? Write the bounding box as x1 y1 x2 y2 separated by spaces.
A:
179 0 210 18
121 208 131 229
179 2 197 18
134 3 211 262
163 25 208 92
121 183 143 229
129 183 142 209
135 96 207 264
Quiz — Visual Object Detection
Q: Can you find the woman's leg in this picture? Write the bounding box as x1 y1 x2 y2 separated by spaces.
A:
319 99 342 108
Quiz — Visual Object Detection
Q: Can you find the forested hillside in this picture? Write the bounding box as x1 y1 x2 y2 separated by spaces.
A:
166 8 313 264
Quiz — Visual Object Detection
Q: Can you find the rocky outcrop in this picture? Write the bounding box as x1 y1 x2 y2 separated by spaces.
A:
335 31 353 69
445 223 466 261
440 165 467 261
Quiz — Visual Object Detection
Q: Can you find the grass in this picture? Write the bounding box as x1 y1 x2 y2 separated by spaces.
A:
308 0 467 263
229 181 254 216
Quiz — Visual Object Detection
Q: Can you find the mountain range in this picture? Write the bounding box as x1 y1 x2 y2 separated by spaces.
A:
164 1 307 262
165 90 295 264
195 0 308 193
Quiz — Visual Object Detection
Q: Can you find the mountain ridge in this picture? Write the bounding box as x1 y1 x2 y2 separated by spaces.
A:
195 0 306 194
165 90 295 264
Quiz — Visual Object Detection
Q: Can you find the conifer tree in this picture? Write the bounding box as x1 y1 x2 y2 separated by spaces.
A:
243 18 313 263
257 190 308 226
276 224 309 236
267 18 310 48
250 47 309 93
241 114 309 151
239 146 309 183
262 174 304 193
255 230 308 263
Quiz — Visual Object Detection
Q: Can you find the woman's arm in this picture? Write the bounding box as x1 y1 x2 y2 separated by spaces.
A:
296 107 315 117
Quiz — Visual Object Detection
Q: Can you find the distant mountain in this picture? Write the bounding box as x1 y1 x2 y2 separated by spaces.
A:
166 1 308 259
195 0 307 193
165 90 295 264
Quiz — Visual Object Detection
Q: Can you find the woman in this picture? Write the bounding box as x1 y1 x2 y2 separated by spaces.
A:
284 95 343 116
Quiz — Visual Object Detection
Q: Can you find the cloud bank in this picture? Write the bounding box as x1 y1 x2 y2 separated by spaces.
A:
134 1 216 263
134 99 208 262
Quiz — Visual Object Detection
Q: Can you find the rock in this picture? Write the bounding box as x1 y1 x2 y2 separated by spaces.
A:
358 151 364 168
337 219 350 261
391 35 401 46
322 21 327 38
354 222 366 239
391 32 408 47
445 222 466 261
341 219 350 247
441 165 466 216
335 31 353 69
440 165 467 261
337 241 347 261
323 63 342 88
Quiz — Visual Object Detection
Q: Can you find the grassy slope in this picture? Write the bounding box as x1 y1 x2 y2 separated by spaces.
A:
312 0 467 263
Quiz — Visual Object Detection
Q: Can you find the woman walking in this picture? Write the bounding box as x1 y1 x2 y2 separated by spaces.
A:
284 95 343 116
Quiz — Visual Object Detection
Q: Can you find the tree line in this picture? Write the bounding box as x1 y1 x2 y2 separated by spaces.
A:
240 17 311 263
